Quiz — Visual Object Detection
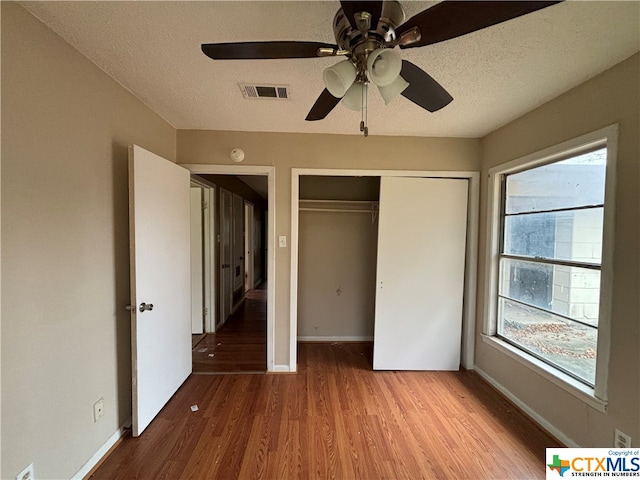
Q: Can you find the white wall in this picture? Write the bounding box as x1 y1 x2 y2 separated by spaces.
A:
1 3 176 478
476 53 639 447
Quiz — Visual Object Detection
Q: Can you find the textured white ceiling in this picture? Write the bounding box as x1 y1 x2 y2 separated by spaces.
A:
21 1 640 138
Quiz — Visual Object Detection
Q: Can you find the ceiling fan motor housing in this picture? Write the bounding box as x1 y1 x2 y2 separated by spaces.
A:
332 0 406 64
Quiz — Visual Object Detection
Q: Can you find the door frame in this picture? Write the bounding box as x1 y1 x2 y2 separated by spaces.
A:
182 164 276 372
189 185 204 334
190 177 216 332
244 201 255 292
290 168 479 371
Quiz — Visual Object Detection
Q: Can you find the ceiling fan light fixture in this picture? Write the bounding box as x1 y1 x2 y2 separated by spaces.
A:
378 75 410 104
342 83 368 111
323 60 357 98
367 48 402 87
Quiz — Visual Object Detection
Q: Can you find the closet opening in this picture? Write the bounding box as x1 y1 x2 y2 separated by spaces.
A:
297 176 380 357
291 169 479 373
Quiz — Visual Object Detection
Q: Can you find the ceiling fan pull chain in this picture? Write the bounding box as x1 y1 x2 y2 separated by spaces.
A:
360 86 365 133
362 84 369 137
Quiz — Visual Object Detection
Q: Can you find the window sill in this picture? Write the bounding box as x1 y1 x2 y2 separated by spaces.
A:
481 334 608 413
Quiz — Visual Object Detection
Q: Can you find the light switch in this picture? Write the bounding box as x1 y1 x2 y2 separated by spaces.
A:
279 236 287 248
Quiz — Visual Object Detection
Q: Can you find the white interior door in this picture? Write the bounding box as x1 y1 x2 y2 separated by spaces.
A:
254 214 263 287
244 202 254 292
373 177 468 370
190 186 204 334
219 188 233 325
232 193 244 294
128 145 191 436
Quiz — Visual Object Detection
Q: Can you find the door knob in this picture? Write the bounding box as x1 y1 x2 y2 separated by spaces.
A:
139 302 154 313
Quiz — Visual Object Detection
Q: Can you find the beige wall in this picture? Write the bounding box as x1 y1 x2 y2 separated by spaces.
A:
298 209 378 339
1 3 176 479
297 177 379 339
4 2 635 477
177 130 480 366
476 53 639 446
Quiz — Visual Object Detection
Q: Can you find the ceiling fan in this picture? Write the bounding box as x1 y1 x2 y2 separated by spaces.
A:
202 1 561 136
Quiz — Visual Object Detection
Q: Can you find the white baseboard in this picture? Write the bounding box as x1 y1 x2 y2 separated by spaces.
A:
72 419 130 480
297 336 374 342
272 364 293 373
474 366 578 448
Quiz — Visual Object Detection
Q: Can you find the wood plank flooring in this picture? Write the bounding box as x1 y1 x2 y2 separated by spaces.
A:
192 287 267 374
90 342 561 480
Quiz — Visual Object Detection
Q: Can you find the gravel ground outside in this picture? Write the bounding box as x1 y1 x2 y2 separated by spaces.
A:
500 299 596 385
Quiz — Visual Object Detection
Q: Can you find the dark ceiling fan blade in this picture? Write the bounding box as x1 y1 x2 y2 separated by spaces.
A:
305 89 341 121
396 1 562 49
201 41 338 60
400 60 453 113
340 1 384 31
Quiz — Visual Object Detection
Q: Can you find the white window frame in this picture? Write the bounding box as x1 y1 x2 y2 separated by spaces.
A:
482 125 618 412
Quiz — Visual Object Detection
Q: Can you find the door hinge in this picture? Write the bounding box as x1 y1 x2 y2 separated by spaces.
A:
202 200 208 210
203 307 208 317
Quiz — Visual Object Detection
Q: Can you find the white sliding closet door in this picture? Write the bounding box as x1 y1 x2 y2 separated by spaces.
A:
373 177 468 370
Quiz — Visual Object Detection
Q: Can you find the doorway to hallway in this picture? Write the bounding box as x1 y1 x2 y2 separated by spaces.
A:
192 284 267 373
184 163 276 372
190 172 269 373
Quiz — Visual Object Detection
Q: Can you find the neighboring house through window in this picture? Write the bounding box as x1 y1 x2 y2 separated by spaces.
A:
483 125 617 408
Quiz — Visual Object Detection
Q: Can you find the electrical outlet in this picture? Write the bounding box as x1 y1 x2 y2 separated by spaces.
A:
16 463 34 480
614 428 632 448
93 397 105 422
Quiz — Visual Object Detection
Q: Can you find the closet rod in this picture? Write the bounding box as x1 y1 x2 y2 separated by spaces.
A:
299 208 374 213
299 199 378 204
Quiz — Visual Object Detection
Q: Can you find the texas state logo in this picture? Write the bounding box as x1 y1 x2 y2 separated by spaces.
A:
546 448 640 478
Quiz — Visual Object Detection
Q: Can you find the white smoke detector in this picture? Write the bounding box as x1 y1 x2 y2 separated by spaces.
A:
230 148 245 163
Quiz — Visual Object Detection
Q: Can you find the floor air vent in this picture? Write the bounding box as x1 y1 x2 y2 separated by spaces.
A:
239 84 290 100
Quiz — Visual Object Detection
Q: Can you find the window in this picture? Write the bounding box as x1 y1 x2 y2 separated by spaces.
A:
484 126 616 404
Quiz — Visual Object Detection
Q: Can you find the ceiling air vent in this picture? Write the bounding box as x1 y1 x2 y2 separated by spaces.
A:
239 84 290 100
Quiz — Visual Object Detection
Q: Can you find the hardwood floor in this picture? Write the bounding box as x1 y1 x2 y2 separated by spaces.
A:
91 342 560 480
192 287 267 374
